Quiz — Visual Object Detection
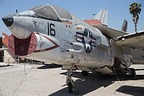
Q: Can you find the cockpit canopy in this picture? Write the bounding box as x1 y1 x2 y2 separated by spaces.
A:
30 4 73 21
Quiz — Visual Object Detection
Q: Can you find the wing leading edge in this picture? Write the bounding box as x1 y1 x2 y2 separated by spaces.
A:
114 30 144 49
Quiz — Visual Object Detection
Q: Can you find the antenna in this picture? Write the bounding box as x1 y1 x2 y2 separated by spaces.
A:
16 9 18 13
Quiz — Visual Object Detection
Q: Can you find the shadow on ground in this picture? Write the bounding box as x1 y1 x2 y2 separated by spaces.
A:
0 64 13 67
49 72 116 96
116 85 144 96
49 71 144 96
37 64 62 69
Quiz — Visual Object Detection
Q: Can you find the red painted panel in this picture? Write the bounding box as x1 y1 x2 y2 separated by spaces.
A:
8 33 37 56
2 32 10 47
84 19 101 26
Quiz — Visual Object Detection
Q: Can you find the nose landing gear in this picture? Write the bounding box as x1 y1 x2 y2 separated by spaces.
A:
66 69 75 93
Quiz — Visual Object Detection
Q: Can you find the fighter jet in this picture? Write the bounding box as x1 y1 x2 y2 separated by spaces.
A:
2 4 144 93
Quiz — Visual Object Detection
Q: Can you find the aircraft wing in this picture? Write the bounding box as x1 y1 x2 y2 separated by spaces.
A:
91 23 144 49
114 30 144 49
94 24 128 39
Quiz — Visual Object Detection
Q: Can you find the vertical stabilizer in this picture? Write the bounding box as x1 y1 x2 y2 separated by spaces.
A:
94 9 108 25
121 19 128 32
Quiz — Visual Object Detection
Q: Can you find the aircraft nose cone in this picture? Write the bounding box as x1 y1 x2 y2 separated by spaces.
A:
2 15 14 27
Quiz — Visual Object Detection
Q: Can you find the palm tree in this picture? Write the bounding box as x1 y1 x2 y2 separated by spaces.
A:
129 2 142 32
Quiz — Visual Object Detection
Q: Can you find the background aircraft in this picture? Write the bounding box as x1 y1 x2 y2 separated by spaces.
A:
2 4 144 93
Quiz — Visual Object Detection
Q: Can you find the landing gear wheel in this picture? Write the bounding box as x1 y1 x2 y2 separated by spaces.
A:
82 71 88 76
68 83 74 93
130 68 136 78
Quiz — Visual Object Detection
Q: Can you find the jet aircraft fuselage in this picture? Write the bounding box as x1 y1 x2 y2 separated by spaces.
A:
2 4 133 74
3 4 140 93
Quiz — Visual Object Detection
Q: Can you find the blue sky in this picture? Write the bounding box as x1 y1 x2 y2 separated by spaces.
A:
0 0 144 36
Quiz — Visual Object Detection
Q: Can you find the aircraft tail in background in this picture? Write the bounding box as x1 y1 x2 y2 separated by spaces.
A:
94 9 108 26
121 19 128 32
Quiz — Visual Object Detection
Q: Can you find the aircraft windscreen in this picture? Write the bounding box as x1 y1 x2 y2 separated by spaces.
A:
31 5 59 21
52 5 72 20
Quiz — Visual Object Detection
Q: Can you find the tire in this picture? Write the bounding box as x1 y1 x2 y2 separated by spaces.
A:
82 71 88 76
68 83 74 93
130 68 136 78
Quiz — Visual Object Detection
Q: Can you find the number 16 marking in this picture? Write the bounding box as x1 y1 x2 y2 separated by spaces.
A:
47 23 56 36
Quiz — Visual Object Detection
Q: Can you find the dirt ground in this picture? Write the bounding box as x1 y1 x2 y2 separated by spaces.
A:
0 62 144 96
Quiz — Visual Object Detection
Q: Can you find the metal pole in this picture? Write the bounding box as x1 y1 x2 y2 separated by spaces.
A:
24 63 26 74
7 58 10 66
